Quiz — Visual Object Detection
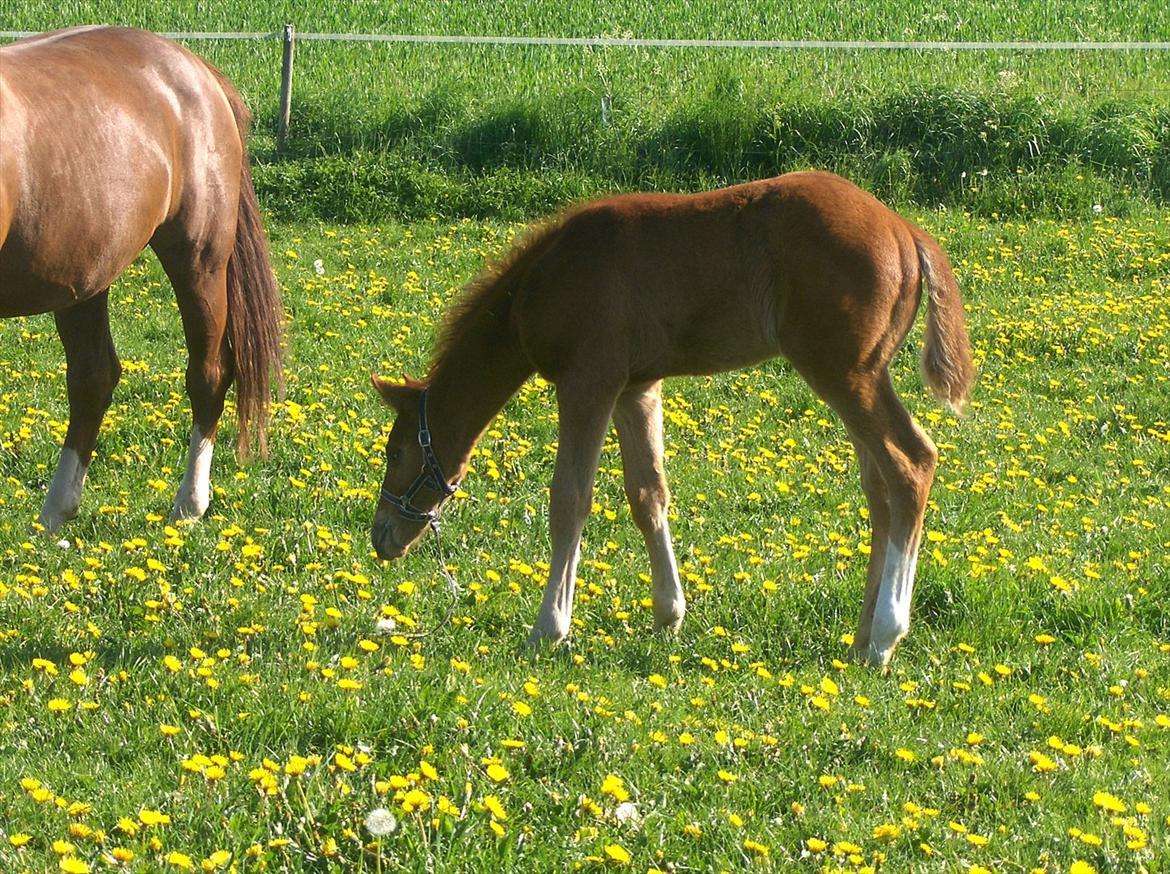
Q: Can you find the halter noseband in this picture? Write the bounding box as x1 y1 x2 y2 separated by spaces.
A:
379 390 457 527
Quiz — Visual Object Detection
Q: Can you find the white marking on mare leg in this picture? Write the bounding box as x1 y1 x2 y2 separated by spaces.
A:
648 521 685 631
38 448 88 534
171 425 215 522
866 541 919 668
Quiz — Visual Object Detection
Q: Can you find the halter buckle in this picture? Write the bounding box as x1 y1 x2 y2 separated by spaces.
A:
380 389 456 524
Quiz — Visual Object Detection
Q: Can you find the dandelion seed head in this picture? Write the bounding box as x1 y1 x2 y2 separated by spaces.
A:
364 807 398 836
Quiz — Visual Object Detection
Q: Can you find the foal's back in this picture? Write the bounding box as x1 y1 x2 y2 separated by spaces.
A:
512 171 923 386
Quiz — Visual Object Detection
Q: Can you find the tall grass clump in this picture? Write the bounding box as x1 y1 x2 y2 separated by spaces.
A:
249 81 1169 221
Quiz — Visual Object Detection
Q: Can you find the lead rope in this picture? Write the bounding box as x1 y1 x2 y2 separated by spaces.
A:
396 516 460 640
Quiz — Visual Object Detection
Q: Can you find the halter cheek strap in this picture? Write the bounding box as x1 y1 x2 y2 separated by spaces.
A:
380 390 458 527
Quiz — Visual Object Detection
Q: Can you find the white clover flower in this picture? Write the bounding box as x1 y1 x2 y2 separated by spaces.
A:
614 801 640 825
313 259 325 275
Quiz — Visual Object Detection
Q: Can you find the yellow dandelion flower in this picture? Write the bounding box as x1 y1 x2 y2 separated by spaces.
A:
165 850 195 870
138 808 171 827
603 843 631 864
482 795 507 820
743 838 769 856
1091 790 1126 813
600 774 628 801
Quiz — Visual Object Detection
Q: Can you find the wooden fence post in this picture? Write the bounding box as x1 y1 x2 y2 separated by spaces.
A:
277 24 295 151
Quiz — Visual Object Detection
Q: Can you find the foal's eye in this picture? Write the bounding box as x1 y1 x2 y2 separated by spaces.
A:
386 449 402 465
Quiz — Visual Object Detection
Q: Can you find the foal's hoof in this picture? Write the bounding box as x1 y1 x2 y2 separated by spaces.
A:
847 642 894 673
654 617 684 636
169 497 209 524
34 512 73 538
527 621 569 649
653 605 685 635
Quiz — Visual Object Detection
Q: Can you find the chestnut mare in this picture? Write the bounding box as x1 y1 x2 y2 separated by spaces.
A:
371 171 974 668
0 27 282 533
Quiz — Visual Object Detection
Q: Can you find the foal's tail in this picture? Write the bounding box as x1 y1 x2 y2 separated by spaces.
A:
213 67 285 457
913 230 975 413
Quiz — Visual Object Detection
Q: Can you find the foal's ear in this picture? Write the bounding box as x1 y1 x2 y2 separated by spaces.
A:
371 374 422 413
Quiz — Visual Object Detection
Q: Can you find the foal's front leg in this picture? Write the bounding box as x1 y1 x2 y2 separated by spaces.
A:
613 381 685 632
528 383 619 646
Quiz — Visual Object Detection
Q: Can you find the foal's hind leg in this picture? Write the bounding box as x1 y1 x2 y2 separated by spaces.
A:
529 379 622 646
828 373 937 669
38 292 122 533
845 444 891 659
612 381 685 633
154 242 233 523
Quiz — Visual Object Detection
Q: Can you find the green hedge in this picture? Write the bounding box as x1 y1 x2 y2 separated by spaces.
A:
252 87 1169 220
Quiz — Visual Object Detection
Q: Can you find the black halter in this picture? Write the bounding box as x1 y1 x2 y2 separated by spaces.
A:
379 390 457 527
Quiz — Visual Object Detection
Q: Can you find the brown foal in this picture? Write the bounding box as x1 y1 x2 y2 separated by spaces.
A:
371 171 974 668
0 27 282 532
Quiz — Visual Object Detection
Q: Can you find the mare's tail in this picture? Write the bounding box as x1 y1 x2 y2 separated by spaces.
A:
211 65 285 457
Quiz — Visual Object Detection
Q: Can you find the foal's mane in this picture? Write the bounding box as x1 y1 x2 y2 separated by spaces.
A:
428 213 568 376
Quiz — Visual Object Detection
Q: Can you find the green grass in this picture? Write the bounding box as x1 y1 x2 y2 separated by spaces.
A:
2 4 1169 869
5 3 1170 219
9 0 1169 40
1 209 1167 872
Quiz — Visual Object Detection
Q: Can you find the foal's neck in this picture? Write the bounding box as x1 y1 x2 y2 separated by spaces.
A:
426 294 533 459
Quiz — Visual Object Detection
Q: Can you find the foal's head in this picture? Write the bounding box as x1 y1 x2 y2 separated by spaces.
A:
370 376 462 560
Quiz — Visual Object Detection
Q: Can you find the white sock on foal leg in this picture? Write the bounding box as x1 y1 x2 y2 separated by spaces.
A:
39 448 88 533
866 541 919 668
648 522 685 631
171 425 215 521
529 543 581 645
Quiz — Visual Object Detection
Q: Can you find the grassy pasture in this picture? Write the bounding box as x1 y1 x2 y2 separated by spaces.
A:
5 3 1170 219
2 3 1170 871
0 210 1168 872
8 0 1169 41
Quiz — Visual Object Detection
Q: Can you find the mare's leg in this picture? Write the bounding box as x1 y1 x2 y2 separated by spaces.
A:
153 240 233 523
824 372 937 669
528 379 622 646
38 292 122 533
612 381 685 632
